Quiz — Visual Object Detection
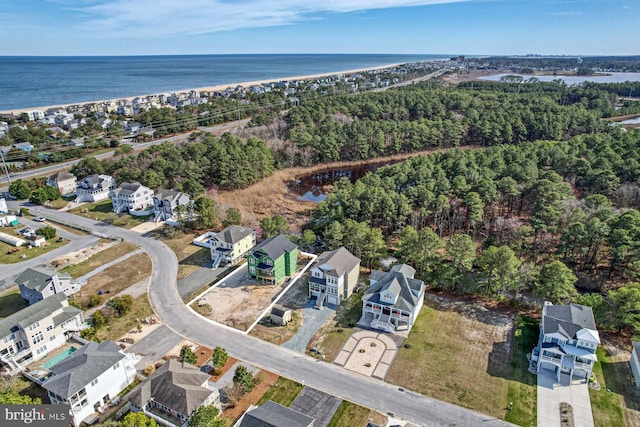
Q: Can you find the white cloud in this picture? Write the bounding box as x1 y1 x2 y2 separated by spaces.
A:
73 0 471 38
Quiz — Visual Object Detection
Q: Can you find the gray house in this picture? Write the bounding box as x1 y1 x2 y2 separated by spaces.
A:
235 400 314 427
360 264 425 333
152 188 190 223
75 174 116 203
309 247 360 307
16 266 81 306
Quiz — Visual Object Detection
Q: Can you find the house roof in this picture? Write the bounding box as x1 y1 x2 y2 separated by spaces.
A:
42 341 126 399
154 188 187 204
0 293 78 338
238 400 314 427
15 266 69 292
113 182 148 196
315 247 360 278
252 235 297 260
80 174 113 189
543 303 599 343
270 305 290 318
364 264 424 312
214 225 255 245
127 359 213 417
48 171 75 182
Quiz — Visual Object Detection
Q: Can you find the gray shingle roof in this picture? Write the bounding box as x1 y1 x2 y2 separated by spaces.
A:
127 359 213 417
42 341 125 399
15 266 69 292
214 225 255 245
0 293 79 339
252 235 297 260
239 400 314 427
364 264 424 312
113 182 146 196
315 247 360 278
543 303 597 340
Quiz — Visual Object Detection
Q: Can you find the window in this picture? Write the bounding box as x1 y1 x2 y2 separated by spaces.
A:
249 267 255 274
90 379 98 387
112 362 120 370
46 325 54 332
49 335 56 341
28 322 40 331
31 332 44 344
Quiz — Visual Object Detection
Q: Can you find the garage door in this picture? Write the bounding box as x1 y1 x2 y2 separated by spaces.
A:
328 296 338 305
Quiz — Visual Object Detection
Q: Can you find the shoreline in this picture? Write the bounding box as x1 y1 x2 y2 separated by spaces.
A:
0 62 404 115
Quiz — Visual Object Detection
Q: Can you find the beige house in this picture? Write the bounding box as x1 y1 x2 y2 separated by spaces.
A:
127 359 221 427
46 171 77 196
309 247 360 307
16 265 81 306
210 225 256 268
0 293 86 374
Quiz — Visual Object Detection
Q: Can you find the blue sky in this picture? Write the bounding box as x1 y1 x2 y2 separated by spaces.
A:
0 0 637 56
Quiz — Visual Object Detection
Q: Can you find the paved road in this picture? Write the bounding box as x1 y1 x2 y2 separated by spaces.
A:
282 300 335 353
17 204 514 427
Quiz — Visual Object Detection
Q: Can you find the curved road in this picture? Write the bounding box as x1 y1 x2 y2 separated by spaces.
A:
28 206 513 427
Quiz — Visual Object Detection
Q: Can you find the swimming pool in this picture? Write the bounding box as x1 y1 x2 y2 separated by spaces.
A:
43 347 77 370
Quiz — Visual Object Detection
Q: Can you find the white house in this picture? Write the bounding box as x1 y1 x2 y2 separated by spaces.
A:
110 182 154 214
360 264 425 333
127 359 221 427
209 225 256 268
0 293 86 374
75 174 116 203
46 171 77 196
16 266 81 306
631 341 640 389
530 301 600 382
43 341 139 427
152 189 190 223
309 247 360 307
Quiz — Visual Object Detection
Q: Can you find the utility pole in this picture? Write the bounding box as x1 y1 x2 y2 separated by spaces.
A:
0 149 11 187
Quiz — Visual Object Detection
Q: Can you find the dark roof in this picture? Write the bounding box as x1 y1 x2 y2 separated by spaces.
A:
239 400 314 427
113 182 147 196
48 171 75 182
543 303 597 340
15 265 69 292
270 305 290 317
214 225 255 245
364 264 424 312
127 359 214 417
252 235 297 260
42 341 125 399
154 188 188 204
79 174 113 189
0 293 80 339
315 247 360 278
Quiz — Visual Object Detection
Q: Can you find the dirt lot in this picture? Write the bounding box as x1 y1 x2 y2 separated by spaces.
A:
49 239 118 270
221 370 280 425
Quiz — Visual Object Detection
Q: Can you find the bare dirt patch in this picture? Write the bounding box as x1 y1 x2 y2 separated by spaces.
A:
49 239 118 270
221 370 280 425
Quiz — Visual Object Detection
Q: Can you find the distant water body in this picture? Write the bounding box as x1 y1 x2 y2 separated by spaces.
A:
0 54 446 111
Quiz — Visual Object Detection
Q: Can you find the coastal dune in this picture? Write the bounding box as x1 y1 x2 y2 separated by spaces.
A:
0 63 403 115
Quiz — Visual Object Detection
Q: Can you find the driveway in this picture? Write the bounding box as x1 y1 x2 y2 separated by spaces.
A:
290 387 342 427
537 370 594 427
281 300 335 353
177 263 228 299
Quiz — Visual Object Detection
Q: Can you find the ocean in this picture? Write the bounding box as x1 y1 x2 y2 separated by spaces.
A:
0 54 446 112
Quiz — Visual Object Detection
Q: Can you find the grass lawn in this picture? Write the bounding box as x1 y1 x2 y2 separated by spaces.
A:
60 241 138 278
386 298 537 426
0 289 28 318
69 199 149 229
256 377 304 407
249 311 303 345
0 238 68 264
96 294 155 341
327 401 372 427
590 346 628 427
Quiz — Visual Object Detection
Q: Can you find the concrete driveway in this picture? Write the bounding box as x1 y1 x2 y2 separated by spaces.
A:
281 300 335 353
334 329 401 379
537 370 594 427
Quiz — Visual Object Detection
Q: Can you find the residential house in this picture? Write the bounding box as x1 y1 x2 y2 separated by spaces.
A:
152 189 190 223
0 293 86 373
110 182 154 214
16 266 81 306
46 171 77 196
631 341 640 389
75 174 116 203
68 137 85 147
270 306 292 326
234 400 314 427
43 341 139 427
13 142 34 154
530 301 600 382
247 235 298 286
308 247 360 307
209 225 256 268
127 359 221 427
26 110 45 121
26 234 46 248
360 264 425 333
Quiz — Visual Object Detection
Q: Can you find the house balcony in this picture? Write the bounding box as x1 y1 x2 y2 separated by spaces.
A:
145 406 183 427
539 354 562 366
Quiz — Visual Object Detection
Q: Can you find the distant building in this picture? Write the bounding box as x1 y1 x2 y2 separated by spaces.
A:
46 171 77 196
75 174 116 203
12 142 34 153
360 264 425 333
0 293 86 373
110 182 154 214
43 341 139 427
16 265 81 306
247 235 298 286
309 247 360 307
209 225 256 268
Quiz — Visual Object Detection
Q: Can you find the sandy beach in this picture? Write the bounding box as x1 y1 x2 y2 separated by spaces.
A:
0 63 404 115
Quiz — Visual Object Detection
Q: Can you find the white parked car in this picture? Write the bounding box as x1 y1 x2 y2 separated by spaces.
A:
34 216 45 222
